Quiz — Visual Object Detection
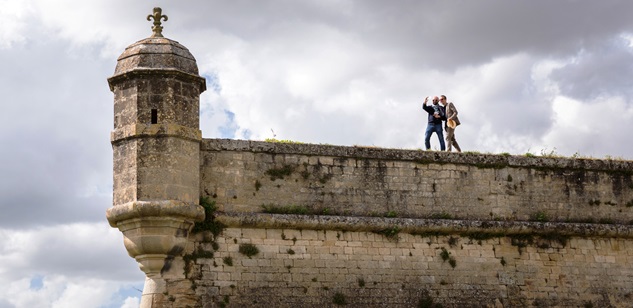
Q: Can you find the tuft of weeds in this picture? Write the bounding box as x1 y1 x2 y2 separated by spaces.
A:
447 236 459 247
448 258 457 268
373 227 401 242
418 289 441 308
439 247 450 261
238 243 259 258
588 199 601 206
192 197 226 237
333 292 347 305
265 165 295 180
358 278 365 288
509 234 534 254
223 256 233 266
318 174 334 184
531 211 548 222
265 138 305 144
429 212 452 220
385 211 398 218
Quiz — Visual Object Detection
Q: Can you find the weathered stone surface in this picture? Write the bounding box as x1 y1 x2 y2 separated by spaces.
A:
115 37 199 75
181 226 633 307
107 27 207 308
215 212 633 239
201 139 633 224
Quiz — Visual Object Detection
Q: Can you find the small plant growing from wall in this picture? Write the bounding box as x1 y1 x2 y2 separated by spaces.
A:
333 292 347 305
223 256 233 266
531 211 548 222
418 289 441 308
439 247 457 268
358 277 365 287
374 227 401 242
440 248 450 261
265 165 295 180
192 197 226 237
318 173 334 184
447 236 458 247
239 243 260 258
448 258 457 268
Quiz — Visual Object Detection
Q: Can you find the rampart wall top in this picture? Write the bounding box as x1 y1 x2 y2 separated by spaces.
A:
201 138 633 173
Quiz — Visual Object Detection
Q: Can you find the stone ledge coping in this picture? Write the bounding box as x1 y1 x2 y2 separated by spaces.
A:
108 68 206 91
200 139 633 173
111 123 202 144
106 200 205 227
215 212 633 238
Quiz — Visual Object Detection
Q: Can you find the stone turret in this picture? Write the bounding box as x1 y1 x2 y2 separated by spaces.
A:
106 7 205 307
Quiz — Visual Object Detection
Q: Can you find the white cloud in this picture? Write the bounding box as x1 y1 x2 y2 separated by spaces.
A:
120 297 140 308
0 0 32 48
0 223 144 308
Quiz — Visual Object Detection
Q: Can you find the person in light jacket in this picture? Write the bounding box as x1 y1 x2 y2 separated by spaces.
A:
440 95 461 152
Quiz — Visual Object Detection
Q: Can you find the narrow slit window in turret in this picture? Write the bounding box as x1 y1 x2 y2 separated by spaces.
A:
151 109 158 124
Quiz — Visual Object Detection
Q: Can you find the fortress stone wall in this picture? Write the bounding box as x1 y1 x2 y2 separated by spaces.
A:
201 139 633 223
159 139 633 307
105 9 633 307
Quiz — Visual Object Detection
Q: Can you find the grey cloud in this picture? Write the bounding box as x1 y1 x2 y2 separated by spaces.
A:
550 37 633 101
0 28 114 229
351 1 633 69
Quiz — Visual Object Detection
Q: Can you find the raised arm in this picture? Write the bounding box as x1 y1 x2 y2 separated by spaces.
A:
422 97 434 114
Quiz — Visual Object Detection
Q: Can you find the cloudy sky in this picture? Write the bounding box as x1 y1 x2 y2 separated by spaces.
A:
2 0 633 307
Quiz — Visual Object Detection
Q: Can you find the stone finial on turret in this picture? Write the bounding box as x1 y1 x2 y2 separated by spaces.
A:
147 7 168 37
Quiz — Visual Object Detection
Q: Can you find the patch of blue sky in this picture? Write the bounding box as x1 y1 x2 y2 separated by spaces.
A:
218 110 238 138
203 73 221 93
29 275 44 290
200 104 238 138
100 283 143 308
242 129 252 140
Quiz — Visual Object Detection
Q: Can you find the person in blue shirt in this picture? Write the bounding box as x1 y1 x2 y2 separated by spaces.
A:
422 96 446 151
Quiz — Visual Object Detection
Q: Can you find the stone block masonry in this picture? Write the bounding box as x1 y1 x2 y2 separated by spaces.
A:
175 225 633 307
201 139 633 224
154 138 633 307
